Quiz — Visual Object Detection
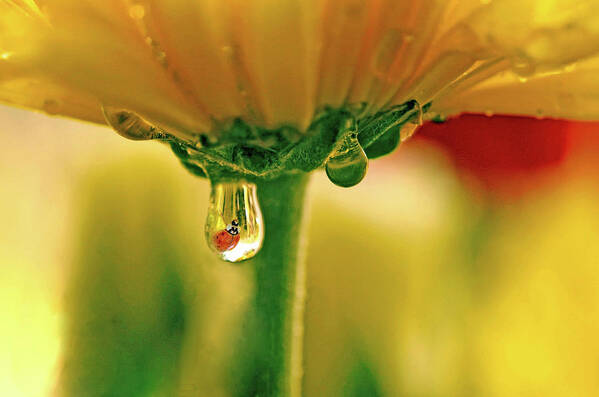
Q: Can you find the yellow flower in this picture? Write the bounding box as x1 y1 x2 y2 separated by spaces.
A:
1 0 598 142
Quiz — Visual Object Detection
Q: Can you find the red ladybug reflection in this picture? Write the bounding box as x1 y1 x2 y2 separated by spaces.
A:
213 219 241 252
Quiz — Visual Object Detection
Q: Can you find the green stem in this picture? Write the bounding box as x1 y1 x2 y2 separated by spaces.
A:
229 173 310 397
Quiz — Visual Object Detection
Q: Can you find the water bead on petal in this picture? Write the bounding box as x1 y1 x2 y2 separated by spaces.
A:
102 106 167 141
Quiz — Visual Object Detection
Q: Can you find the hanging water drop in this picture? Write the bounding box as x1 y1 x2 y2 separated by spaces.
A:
205 181 264 262
325 131 368 188
102 106 166 141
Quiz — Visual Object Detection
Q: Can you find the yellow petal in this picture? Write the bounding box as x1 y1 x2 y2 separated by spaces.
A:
129 0 246 122
0 77 105 124
467 0 599 71
1 0 211 137
1 0 599 140
432 55 599 121
227 0 322 129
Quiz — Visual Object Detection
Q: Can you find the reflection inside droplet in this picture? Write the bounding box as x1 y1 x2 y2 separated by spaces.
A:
102 106 166 141
205 181 264 262
325 132 368 188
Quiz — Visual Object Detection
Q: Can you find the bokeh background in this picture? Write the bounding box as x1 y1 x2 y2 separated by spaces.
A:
1 105 599 396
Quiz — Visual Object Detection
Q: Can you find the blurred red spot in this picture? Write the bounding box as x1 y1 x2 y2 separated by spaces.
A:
413 114 571 197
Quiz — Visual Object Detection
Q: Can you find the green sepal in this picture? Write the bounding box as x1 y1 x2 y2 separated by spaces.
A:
169 101 428 180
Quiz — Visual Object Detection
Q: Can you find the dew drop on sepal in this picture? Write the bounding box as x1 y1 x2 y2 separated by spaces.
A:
205 181 264 262
102 106 167 141
325 131 368 188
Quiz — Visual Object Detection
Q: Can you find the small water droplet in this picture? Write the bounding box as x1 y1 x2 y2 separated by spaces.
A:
325 132 368 188
484 109 494 117
0 51 13 60
563 63 576 73
431 114 446 124
43 99 61 115
102 106 166 141
129 4 145 19
373 29 413 77
535 108 545 118
511 54 536 78
221 45 234 57
205 181 264 262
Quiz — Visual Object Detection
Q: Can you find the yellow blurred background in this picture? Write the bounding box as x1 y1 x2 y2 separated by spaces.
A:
1 105 599 396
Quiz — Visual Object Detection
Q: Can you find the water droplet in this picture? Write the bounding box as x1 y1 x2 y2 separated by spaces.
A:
205 181 264 262
0 51 13 60
511 54 536 78
325 132 368 188
399 123 418 143
129 4 145 19
373 29 413 77
102 106 166 141
431 114 446 124
43 99 61 115
563 63 576 73
484 109 494 117
404 34 415 43
535 108 545 119
221 45 234 57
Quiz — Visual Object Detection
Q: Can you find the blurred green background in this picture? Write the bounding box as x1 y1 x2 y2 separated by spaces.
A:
1 105 599 396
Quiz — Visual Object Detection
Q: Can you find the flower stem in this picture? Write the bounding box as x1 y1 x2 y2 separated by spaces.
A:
229 173 310 397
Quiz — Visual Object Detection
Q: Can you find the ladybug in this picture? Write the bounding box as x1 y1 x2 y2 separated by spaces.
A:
212 219 241 252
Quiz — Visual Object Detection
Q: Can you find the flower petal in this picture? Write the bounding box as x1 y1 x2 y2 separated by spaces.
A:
1 0 211 137
432 55 599 121
227 0 323 129
429 0 599 120
2 0 599 137
466 0 599 71
0 77 105 124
